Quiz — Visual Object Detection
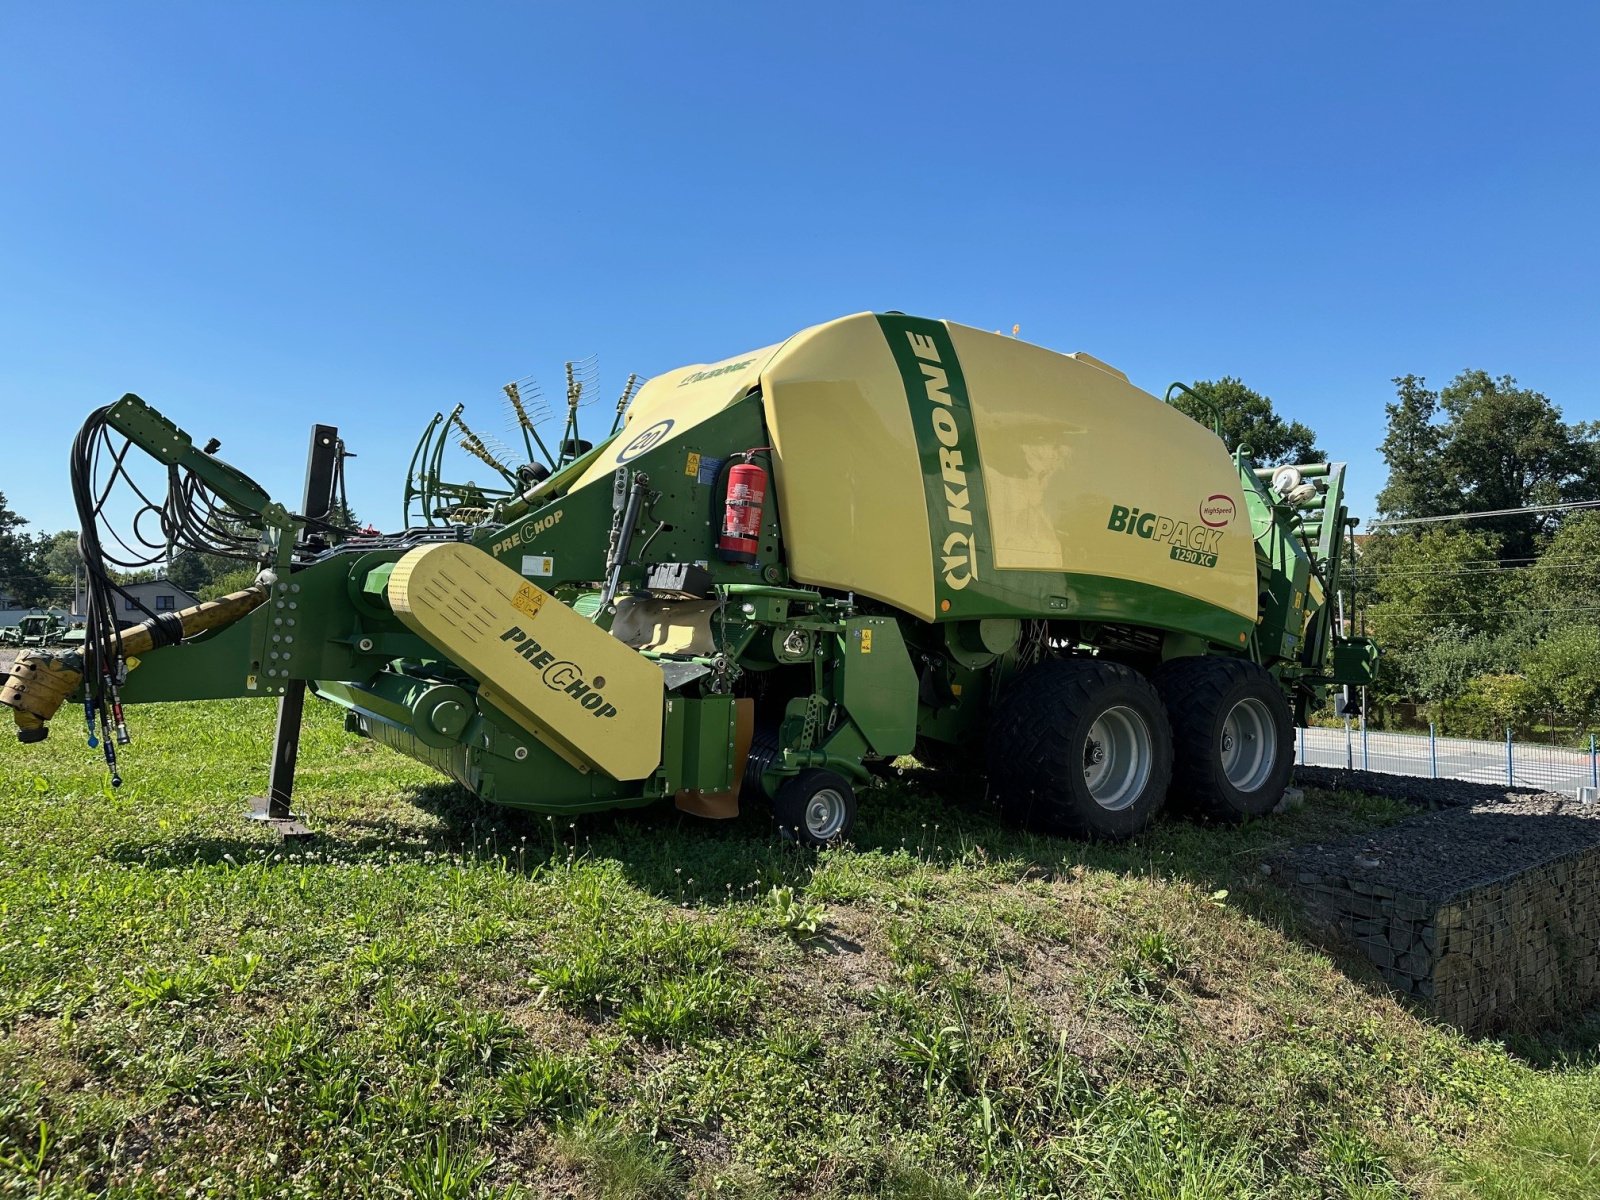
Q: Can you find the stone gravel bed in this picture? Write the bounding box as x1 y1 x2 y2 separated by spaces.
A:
1277 786 1600 1035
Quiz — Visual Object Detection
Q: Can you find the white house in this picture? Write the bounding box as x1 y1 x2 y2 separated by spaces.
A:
114 578 200 626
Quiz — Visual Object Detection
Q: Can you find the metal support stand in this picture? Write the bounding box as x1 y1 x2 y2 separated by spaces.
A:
247 681 313 838
245 423 339 841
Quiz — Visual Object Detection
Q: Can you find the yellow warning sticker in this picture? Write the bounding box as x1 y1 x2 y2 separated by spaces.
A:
511 583 546 620
684 451 702 478
860 629 873 654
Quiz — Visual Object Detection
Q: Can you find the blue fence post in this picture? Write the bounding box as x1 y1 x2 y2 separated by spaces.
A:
1506 726 1514 787
1591 733 1597 789
1430 723 1438 780
1361 721 1369 771
1297 725 1304 766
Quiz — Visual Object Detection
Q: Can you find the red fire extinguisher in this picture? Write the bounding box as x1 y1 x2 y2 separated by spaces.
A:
718 455 768 563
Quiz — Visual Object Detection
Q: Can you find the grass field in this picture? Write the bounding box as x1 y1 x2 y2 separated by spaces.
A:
2 697 1597 1198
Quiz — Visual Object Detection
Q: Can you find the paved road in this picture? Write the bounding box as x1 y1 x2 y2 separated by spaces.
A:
1298 725 1598 793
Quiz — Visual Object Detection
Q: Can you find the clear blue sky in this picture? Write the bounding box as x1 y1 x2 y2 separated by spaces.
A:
3 2 1596 535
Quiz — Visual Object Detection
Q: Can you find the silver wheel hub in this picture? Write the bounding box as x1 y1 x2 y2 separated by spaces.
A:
1221 697 1277 793
804 788 848 840
1082 705 1153 811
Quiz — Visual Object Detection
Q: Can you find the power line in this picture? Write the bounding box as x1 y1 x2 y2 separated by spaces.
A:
1349 559 1600 582
1361 604 1600 618
1366 499 1600 530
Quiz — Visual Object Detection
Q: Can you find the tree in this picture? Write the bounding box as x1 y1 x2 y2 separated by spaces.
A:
40 530 81 580
1524 624 1600 731
1375 371 1599 560
199 565 261 602
0 493 50 606
1376 374 1457 521
1355 527 1512 659
1170 377 1324 466
1407 625 1503 709
1515 511 1600 637
1460 672 1540 737
166 550 212 594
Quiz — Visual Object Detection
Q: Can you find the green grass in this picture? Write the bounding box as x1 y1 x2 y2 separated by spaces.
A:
1 697 1596 1198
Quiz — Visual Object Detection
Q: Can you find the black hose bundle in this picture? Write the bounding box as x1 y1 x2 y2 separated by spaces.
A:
68 409 268 780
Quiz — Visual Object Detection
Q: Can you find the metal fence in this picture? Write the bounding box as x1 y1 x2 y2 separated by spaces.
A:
1297 723 1600 794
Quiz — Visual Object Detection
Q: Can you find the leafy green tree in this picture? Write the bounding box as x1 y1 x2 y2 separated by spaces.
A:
1170 377 1323 466
1376 371 1599 559
40 530 80 580
1401 624 1512 715
1461 673 1541 737
1356 528 1511 658
166 550 212 594
1515 510 1600 632
0 493 50 606
1376 375 1457 521
1524 625 1600 732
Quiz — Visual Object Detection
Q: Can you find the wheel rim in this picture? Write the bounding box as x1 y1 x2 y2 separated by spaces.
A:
804 788 849 839
1221 697 1276 793
1082 705 1153 811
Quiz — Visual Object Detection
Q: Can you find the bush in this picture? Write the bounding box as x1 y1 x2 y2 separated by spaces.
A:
200 565 262 601
1456 673 1541 738
1525 625 1600 731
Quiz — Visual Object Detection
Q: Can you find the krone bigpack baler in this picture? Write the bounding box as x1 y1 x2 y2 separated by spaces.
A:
1 312 1377 842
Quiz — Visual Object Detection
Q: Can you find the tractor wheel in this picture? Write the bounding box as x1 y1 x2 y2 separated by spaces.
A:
773 768 857 847
987 659 1173 840
1155 656 1293 821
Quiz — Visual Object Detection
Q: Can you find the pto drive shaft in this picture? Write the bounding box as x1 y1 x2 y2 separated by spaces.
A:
0 585 269 743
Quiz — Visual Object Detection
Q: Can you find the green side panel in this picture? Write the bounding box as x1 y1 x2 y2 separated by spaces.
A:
838 615 919 756
475 399 781 591
876 314 993 618
119 613 265 703
661 694 738 793
120 552 423 706
1057 572 1253 647
1240 464 1312 662
1329 637 1380 686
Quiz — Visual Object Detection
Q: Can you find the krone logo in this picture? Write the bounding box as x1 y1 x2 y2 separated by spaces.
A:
942 530 976 590
901 327 980 597
618 420 674 463
1199 494 1237 528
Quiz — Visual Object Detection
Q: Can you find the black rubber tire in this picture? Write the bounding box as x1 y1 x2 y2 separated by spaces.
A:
1155 656 1294 821
987 659 1173 841
773 768 857 848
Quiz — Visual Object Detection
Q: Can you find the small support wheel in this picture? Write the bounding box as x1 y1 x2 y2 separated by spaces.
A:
773 768 856 848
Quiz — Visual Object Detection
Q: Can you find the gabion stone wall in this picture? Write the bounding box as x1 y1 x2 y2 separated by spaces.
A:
1278 794 1600 1036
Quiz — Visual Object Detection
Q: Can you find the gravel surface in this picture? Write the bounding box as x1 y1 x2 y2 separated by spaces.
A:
1294 764 1571 810
1280 793 1600 903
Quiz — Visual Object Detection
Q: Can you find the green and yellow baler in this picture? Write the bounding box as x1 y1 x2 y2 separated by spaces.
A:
2 313 1376 842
